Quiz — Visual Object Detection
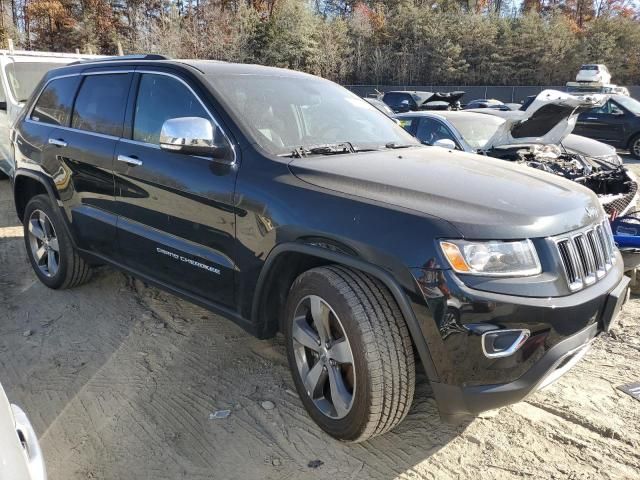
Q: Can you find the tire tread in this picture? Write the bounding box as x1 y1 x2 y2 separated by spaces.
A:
288 265 415 442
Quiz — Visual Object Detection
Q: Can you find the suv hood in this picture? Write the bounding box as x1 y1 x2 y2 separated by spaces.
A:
482 90 606 150
289 147 603 239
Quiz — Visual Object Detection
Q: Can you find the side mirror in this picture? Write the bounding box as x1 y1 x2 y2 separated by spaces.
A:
160 117 231 160
432 138 457 149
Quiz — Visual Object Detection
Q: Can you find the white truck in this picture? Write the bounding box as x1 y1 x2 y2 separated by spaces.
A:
0 49 106 178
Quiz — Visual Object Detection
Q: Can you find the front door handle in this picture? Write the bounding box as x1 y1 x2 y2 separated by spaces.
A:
48 138 67 147
117 154 143 167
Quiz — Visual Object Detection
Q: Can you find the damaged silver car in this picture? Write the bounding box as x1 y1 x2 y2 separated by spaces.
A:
395 89 638 218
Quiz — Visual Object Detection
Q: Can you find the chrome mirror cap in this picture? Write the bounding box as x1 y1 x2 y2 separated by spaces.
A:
160 117 230 160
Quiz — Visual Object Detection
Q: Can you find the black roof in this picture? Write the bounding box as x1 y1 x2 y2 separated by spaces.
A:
54 56 317 81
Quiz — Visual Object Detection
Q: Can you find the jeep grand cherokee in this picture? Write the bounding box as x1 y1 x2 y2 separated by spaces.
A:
10 56 630 442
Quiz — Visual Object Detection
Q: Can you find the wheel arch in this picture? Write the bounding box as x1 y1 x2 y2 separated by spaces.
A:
627 131 640 151
13 169 79 248
251 241 440 383
13 169 59 222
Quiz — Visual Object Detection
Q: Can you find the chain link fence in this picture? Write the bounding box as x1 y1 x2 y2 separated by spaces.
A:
345 85 640 103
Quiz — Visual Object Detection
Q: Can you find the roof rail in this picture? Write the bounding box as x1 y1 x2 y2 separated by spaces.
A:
69 54 171 66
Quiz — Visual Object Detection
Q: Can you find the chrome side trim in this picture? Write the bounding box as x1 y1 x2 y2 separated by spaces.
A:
26 120 121 141
536 338 594 391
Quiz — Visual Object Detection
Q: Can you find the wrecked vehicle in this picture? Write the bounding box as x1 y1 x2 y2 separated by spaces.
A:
395 90 638 219
382 90 464 113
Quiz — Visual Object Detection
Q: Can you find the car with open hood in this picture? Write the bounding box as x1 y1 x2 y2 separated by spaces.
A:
11 58 629 442
395 90 638 220
382 90 464 112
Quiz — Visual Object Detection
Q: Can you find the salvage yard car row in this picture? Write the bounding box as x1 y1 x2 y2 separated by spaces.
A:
0 53 637 479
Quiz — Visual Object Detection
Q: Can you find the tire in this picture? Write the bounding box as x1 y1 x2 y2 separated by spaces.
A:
630 269 640 296
23 194 92 289
284 265 415 442
629 134 640 160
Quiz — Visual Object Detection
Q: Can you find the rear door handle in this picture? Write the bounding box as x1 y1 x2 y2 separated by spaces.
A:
48 138 67 147
117 154 143 166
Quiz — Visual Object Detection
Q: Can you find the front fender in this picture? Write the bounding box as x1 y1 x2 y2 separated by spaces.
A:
252 241 440 383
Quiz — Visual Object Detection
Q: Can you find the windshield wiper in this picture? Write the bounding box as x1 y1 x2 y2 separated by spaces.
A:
384 142 414 149
284 142 356 158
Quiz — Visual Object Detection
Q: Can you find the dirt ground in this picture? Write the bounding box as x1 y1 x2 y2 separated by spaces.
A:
1 160 639 480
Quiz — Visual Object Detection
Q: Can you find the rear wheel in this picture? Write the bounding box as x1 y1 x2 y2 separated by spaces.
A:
284 265 415 442
23 194 92 289
630 134 640 159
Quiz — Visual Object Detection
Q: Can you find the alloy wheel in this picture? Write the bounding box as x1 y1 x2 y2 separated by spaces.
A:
633 138 640 158
27 209 60 277
291 295 355 419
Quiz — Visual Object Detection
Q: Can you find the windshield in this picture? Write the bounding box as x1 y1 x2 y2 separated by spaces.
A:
445 114 506 149
580 65 598 71
5 62 66 102
206 74 418 155
615 96 640 116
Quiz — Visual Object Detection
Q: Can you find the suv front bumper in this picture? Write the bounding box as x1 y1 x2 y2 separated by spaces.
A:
428 273 630 423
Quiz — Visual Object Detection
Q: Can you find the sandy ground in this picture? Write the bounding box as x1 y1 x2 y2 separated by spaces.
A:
0 159 639 480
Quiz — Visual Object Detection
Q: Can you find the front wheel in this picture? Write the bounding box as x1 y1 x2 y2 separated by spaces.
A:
284 265 415 442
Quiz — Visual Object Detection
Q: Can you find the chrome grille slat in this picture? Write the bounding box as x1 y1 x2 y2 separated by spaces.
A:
554 220 616 292
586 230 606 278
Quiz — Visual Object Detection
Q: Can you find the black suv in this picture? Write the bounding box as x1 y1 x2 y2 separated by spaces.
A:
10 57 630 442
573 94 640 159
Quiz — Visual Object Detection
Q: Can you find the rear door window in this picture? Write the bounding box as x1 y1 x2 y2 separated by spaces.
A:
30 76 79 126
72 73 131 137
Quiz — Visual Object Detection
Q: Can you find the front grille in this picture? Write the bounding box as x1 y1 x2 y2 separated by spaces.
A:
554 221 616 291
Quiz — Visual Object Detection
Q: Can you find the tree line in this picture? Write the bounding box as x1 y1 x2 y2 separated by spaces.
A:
0 0 639 86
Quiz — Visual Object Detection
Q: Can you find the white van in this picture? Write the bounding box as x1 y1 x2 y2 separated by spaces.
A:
0 50 106 177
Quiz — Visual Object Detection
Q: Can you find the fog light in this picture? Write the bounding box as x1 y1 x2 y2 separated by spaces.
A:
481 329 530 358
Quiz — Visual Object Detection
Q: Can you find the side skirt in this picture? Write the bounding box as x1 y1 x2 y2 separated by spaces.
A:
78 249 256 336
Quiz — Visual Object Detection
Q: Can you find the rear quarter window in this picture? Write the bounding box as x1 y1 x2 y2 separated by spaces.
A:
30 76 80 126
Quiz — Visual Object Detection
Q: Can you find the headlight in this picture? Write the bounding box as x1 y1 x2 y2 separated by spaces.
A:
598 153 622 166
440 239 541 276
